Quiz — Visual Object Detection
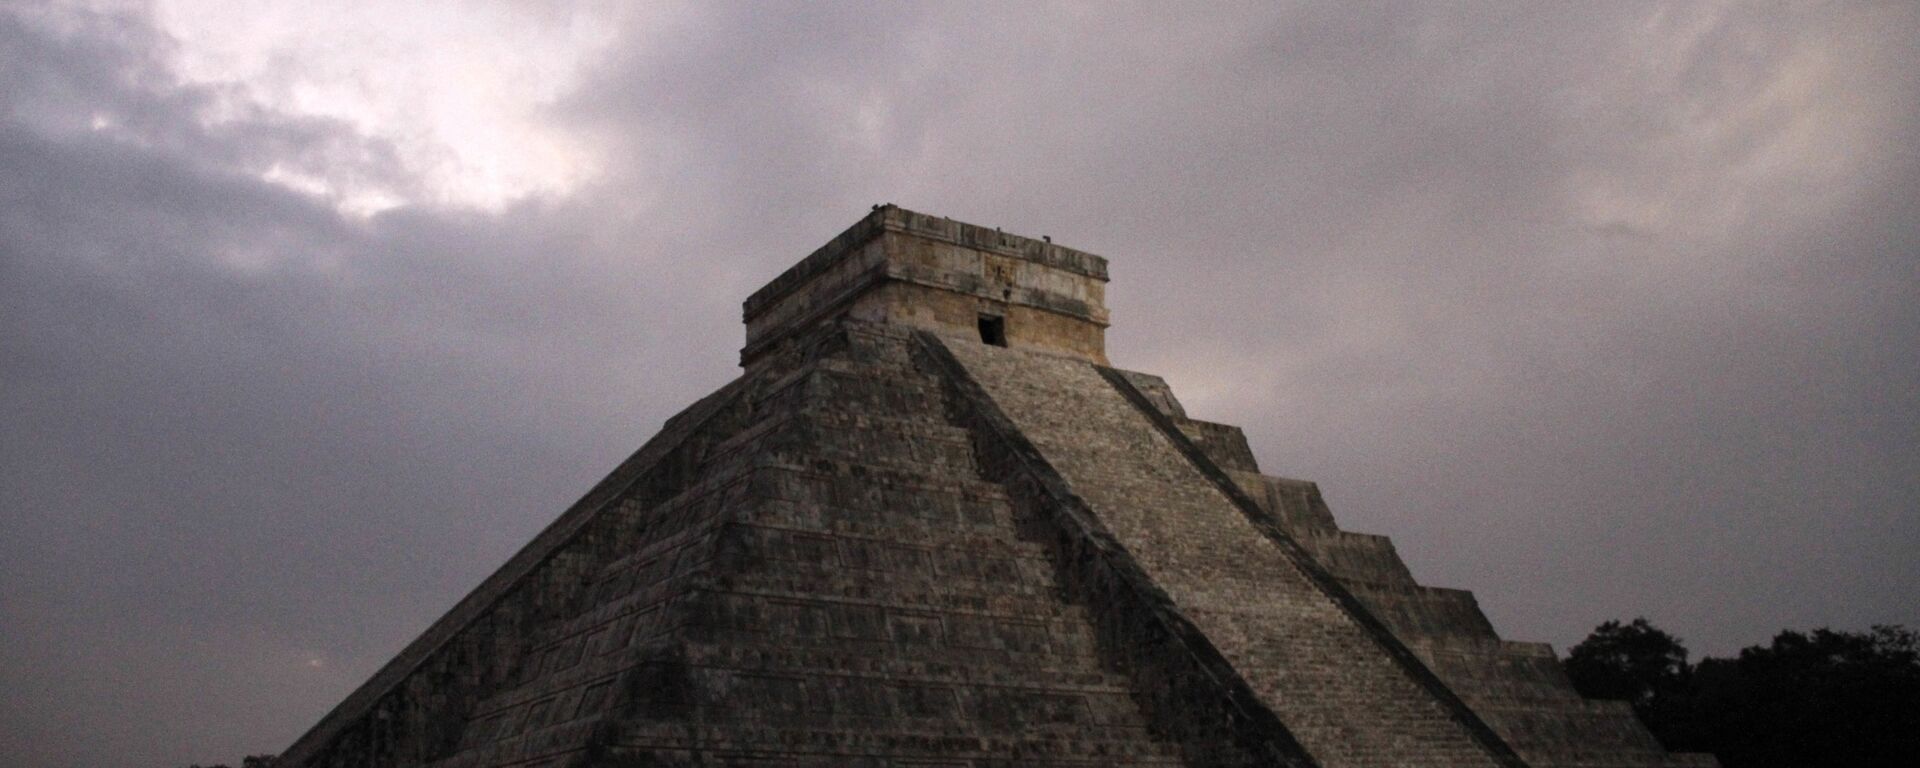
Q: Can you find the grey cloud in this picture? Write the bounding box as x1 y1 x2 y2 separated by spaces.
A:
1 9 725 766
2 3 1916 767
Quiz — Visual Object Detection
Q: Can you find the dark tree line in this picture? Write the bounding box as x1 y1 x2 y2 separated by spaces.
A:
181 754 274 768
1565 619 1920 768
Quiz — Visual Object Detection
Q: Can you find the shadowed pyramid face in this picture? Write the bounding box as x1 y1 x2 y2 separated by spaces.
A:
740 205 1112 369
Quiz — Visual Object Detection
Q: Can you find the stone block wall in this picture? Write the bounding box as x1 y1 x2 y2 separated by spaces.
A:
742 206 1110 368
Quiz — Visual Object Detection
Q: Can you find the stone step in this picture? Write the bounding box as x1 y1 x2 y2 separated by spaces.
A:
1342 581 1502 645
1294 529 1418 588
1475 699 1670 758
604 721 1187 762
757 361 949 422
736 501 1039 552
447 717 1188 768
702 578 1099 633
747 461 1017 527
765 407 976 446
716 522 1056 580
681 642 1139 694
1421 646 1589 706
719 555 1071 607
580 750 1187 768
766 412 981 474
695 589 1104 655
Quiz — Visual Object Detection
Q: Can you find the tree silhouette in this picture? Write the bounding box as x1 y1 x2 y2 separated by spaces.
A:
1564 617 1691 744
1565 618 1690 703
1679 626 1920 768
179 753 274 768
1566 621 1920 768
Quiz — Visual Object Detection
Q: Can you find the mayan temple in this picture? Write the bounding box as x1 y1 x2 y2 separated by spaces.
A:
278 206 1714 767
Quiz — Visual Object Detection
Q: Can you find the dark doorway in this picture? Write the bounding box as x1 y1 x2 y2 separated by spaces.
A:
977 314 1007 347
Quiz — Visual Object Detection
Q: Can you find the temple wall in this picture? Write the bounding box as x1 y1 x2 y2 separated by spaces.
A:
742 206 1109 367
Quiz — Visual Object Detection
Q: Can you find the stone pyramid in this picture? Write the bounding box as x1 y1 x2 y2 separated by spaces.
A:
278 207 1715 767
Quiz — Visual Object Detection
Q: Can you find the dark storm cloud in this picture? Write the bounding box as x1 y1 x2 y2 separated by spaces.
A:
3 3 1916 767
1 9 731 765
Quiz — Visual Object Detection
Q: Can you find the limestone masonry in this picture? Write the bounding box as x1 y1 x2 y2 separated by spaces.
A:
279 206 1716 767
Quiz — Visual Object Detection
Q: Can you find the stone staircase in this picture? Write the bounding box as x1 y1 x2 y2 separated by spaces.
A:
938 336 1517 768
1122 362 1716 768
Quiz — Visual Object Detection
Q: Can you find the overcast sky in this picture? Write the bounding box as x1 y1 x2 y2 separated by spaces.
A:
2 2 1916 766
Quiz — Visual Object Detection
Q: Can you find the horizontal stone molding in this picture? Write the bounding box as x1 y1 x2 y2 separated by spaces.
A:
743 205 1107 322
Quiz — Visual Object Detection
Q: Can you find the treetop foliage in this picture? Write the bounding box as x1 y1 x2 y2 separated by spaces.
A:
1566 621 1918 768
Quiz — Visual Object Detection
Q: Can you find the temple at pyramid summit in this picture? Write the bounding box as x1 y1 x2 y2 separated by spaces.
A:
279 206 1715 767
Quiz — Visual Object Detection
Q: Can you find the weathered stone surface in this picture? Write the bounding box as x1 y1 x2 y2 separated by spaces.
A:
742 206 1110 368
937 338 1517 768
278 207 1714 767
